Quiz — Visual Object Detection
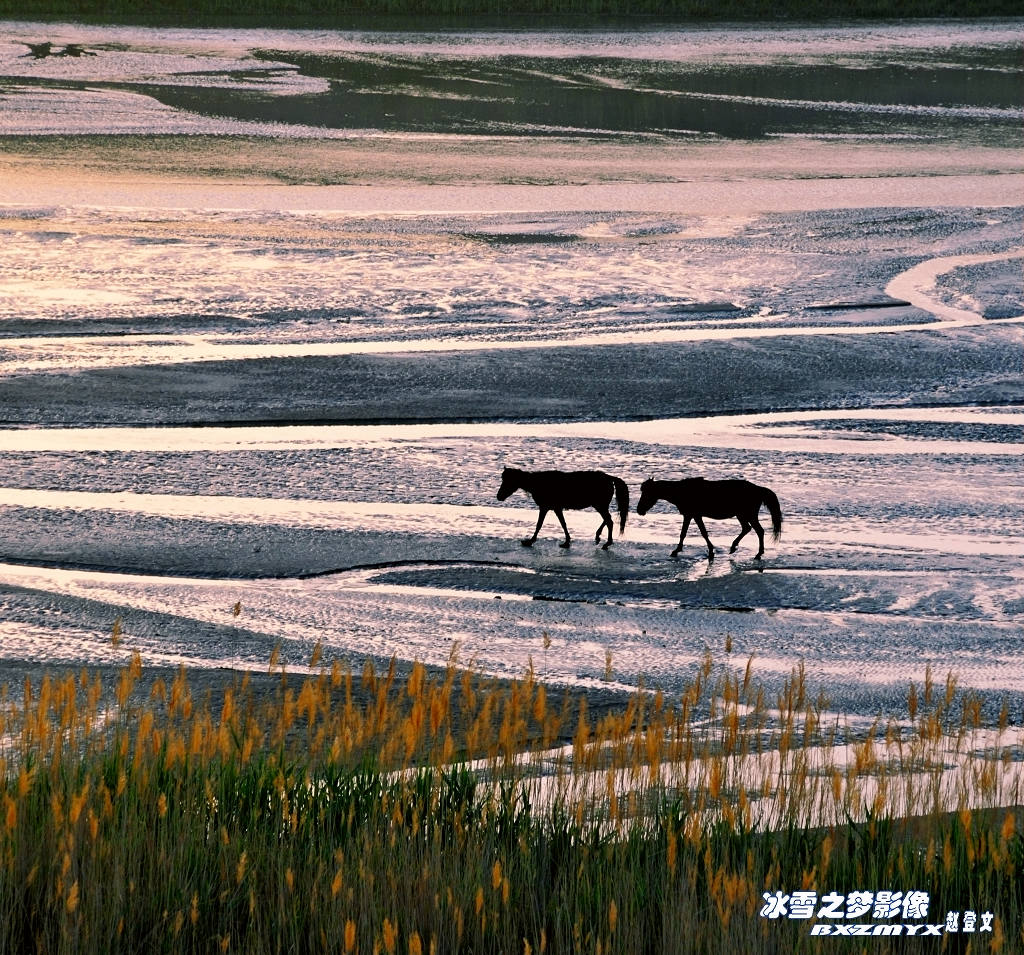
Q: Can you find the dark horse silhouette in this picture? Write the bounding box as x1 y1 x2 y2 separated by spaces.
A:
636 477 782 561
496 467 629 549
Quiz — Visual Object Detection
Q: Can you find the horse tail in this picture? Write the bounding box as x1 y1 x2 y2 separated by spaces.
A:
613 476 629 533
762 487 783 541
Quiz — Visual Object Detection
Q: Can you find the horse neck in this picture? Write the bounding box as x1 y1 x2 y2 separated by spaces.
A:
514 471 535 493
640 483 666 509
658 481 690 507
652 480 675 501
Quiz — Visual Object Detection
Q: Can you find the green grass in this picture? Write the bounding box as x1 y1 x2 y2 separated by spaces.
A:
0 652 1021 953
3 0 1021 22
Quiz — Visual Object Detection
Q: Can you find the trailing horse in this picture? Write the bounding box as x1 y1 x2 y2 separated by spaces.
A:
636 477 782 561
496 467 629 549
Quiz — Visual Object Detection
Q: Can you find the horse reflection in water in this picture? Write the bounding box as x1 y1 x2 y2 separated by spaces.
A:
637 477 782 561
496 467 629 549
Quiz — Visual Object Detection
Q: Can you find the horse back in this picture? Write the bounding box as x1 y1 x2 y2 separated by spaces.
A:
526 469 615 509
671 478 766 518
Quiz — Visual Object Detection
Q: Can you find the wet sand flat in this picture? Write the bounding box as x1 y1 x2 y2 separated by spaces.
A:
0 20 1021 730
0 322 1023 425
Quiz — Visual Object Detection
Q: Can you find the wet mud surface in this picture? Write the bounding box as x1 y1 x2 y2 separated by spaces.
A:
0 20 1021 728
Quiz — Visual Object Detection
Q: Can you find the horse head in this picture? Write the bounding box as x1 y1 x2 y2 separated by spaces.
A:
496 466 522 501
636 478 658 515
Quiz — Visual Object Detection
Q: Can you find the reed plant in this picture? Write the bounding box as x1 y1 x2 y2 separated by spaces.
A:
0 644 1021 954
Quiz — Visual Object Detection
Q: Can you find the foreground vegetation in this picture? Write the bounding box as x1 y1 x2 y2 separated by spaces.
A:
0 645 1021 954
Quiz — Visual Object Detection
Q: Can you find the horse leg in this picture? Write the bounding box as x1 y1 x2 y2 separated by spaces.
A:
555 509 572 548
522 508 548 547
595 507 614 549
730 519 751 554
670 516 691 558
694 516 715 561
750 517 766 559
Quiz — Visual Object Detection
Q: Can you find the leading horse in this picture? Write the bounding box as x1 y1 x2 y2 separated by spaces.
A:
496 467 629 549
636 477 782 561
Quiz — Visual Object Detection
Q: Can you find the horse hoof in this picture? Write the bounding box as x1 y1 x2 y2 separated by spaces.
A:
520 539 534 548
601 542 611 550
559 541 571 549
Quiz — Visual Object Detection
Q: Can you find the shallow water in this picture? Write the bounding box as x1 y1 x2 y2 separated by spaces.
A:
2 20 1022 140
0 18 1022 727
1 402 1021 720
